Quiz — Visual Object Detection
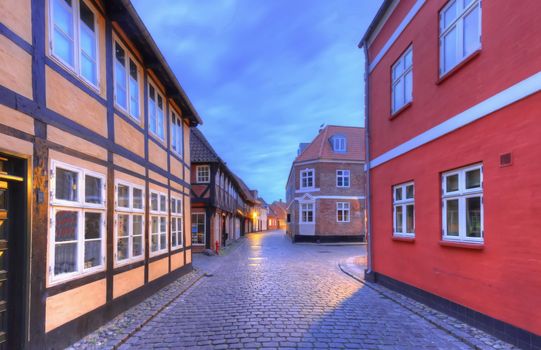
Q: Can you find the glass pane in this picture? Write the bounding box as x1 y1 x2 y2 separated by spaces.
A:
116 237 129 261
55 242 77 274
129 76 139 118
56 167 78 202
132 235 142 257
151 216 158 234
170 198 176 213
151 193 158 211
81 53 97 85
84 212 101 239
443 1 457 29
151 234 158 252
133 188 143 209
393 78 404 111
406 205 414 233
395 206 403 233
466 197 482 237
405 49 413 68
84 240 101 269
160 217 166 232
80 26 95 60
117 185 129 208
133 215 143 236
85 175 101 204
393 60 403 80
149 99 156 133
55 210 78 241
405 185 414 199
446 199 459 236
446 174 459 192
405 70 413 103
79 1 95 31
160 195 166 212
160 232 166 250
463 6 480 56
395 187 402 201
444 28 457 72
53 0 73 34
466 169 481 189
117 214 129 238
115 61 127 109
157 109 164 138
53 29 74 66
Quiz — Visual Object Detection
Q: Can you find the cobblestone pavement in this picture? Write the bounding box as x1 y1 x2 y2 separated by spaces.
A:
115 230 514 350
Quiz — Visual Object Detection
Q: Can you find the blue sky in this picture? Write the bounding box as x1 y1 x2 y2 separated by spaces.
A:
132 0 382 202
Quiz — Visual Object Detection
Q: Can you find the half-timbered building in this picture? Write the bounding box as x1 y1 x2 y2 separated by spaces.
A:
0 0 201 348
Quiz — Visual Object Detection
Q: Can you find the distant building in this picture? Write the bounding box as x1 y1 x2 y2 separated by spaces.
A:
190 129 256 252
286 125 366 242
268 200 287 230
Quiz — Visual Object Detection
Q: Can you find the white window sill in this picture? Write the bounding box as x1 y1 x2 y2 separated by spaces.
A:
296 188 320 193
114 256 145 269
47 266 105 287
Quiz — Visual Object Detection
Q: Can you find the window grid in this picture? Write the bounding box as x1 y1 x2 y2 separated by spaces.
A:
114 39 140 120
171 110 183 156
171 196 184 249
148 82 165 140
300 169 314 189
196 165 210 183
336 170 350 188
114 181 145 265
150 191 168 255
337 202 351 223
392 45 413 113
333 137 347 152
192 213 206 246
393 182 415 237
300 203 314 223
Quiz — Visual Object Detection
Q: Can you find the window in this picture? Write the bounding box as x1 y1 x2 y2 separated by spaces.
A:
192 213 206 245
50 0 99 87
196 165 210 183
393 182 415 237
171 110 183 155
49 161 106 283
442 164 483 242
392 46 413 113
300 169 314 189
337 202 350 223
337 170 350 188
114 41 140 119
148 83 165 140
300 203 314 223
439 0 481 75
332 136 347 152
114 181 144 264
150 191 168 254
171 196 183 249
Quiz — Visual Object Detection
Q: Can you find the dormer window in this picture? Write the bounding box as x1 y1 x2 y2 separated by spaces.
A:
331 136 347 152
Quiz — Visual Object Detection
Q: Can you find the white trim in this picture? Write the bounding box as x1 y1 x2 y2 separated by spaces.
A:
299 202 315 224
369 0 426 72
336 202 351 223
196 165 210 183
393 182 415 237
299 168 315 190
294 195 365 201
295 159 365 166
367 0 400 47
295 187 320 194
370 71 541 169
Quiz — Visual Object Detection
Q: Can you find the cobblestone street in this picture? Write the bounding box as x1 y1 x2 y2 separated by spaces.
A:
110 230 512 350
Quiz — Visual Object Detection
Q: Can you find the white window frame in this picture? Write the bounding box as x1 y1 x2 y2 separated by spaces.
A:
336 170 351 188
439 0 482 76
442 164 483 243
300 202 314 223
333 137 347 152
191 212 206 246
113 37 141 120
48 160 106 284
196 165 210 183
391 45 413 113
148 81 166 140
114 180 145 266
171 196 184 250
149 190 168 255
48 0 100 89
393 182 415 237
171 108 183 156
336 202 351 223
300 169 315 189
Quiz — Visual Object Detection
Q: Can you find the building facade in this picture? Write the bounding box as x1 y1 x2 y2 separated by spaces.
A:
361 0 541 347
0 0 201 348
190 128 256 252
269 200 287 230
286 125 366 242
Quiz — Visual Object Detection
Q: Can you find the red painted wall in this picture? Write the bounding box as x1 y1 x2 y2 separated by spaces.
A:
367 0 541 335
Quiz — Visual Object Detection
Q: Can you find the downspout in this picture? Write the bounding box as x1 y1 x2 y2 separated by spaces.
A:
363 44 374 281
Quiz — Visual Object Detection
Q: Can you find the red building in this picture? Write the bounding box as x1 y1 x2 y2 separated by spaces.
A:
286 125 366 242
360 0 541 348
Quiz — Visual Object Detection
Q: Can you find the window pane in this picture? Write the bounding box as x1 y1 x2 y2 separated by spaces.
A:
55 242 77 274
395 206 403 233
465 169 481 189
405 185 414 199
393 60 403 80
466 197 481 237
151 193 158 211
84 212 101 239
84 240 101 269
52 0 74 66
157 109 164 138
406 204 414 233
133 188 143 209
405 49 413 68
56 167 78 202
133 215 143 236
117 185 129 208
160 195 166 212
405 70 413 103
79 1 95 31
446 199 459 236
443 1 457 29
463 6 480 57
446 174 459 192
170 198 176 213
129 76 139 118
81 52 97 85
395 187 402 201
115 48 127 109
149 98 156 133
53 0 73 34
117 237 129 261
132 235 142 257
444 28 457 72
393 79 404 111
55 210 78 241
117 214 129 237
85 175 102 204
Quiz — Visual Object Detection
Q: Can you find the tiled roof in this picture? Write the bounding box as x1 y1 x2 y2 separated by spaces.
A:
269 201 287 219
190 128 221 163
295 125 365 163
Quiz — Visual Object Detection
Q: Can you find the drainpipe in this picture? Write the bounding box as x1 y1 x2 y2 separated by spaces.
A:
363 44 374 281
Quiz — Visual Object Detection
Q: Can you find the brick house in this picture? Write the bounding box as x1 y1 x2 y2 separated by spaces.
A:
269 200 287 229
0 0 201 347
360 0 541 347
190 128 257 252
286 125 366 242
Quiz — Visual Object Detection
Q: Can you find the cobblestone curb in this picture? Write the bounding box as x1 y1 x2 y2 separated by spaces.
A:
339 259 516 350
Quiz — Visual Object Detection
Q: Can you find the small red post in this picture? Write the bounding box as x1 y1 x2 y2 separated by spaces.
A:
215 240 220 254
